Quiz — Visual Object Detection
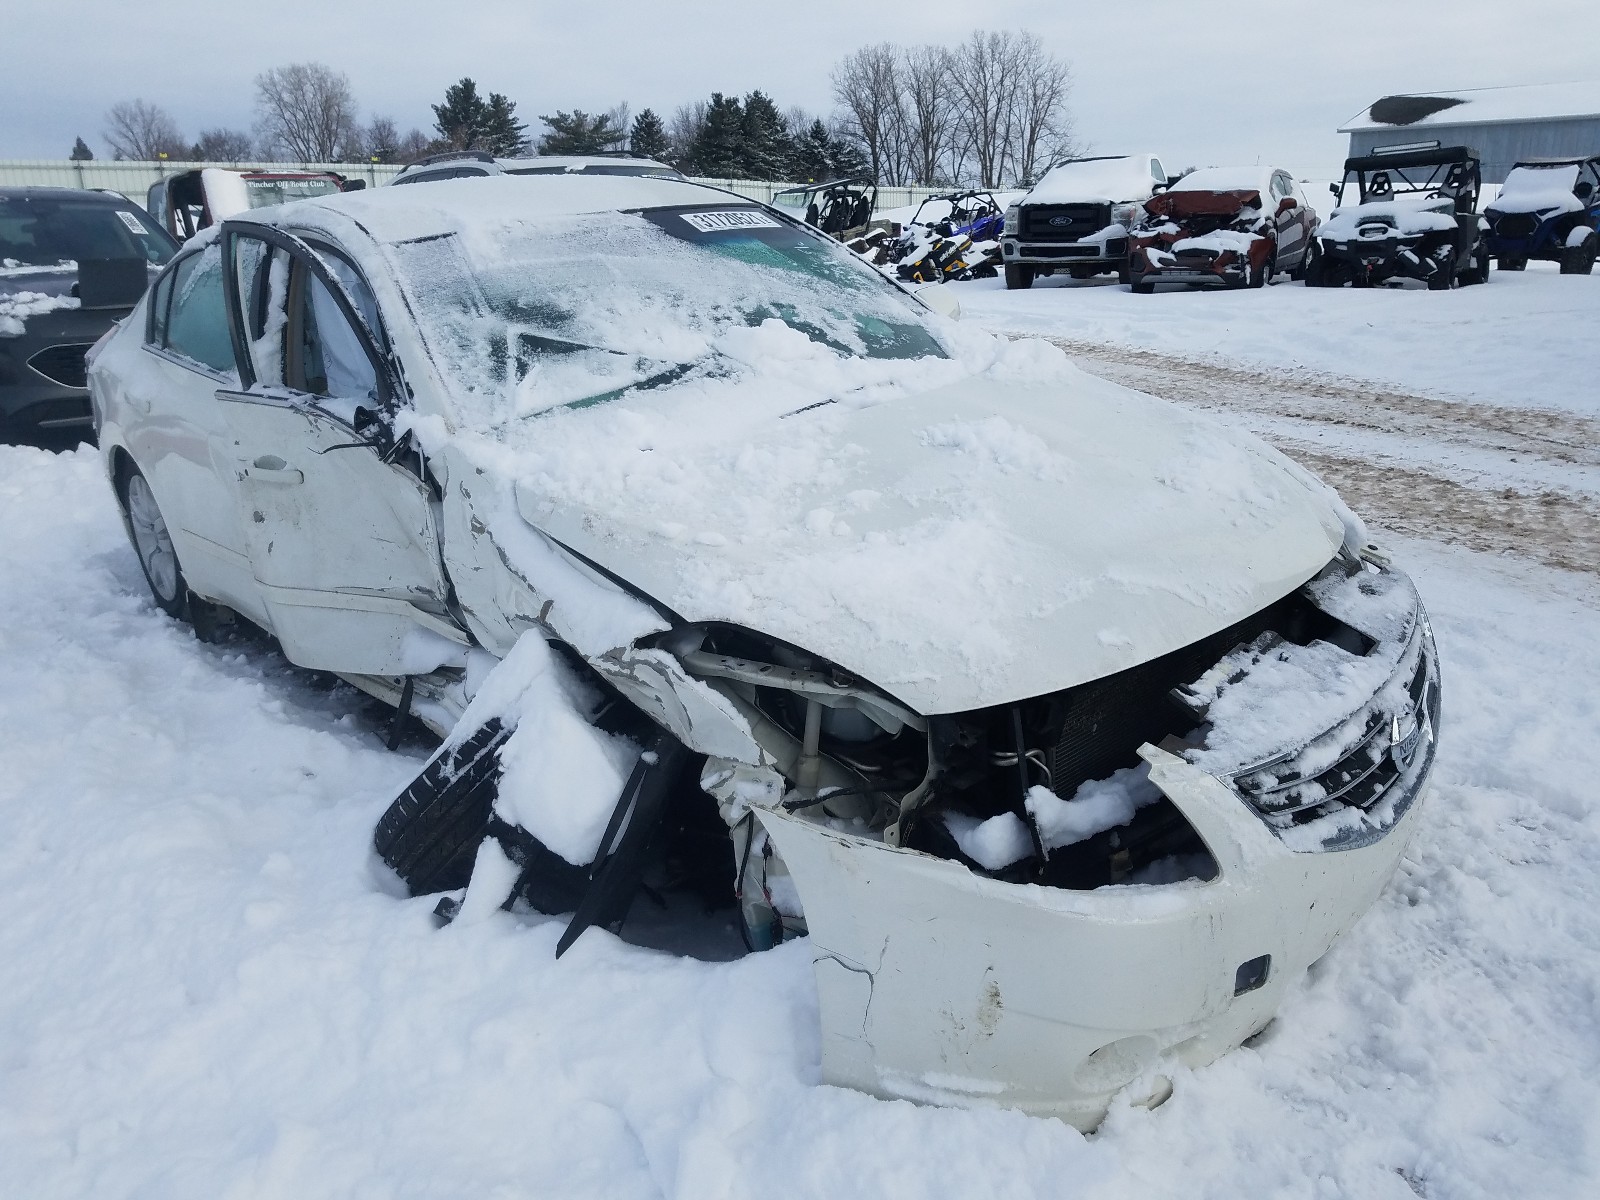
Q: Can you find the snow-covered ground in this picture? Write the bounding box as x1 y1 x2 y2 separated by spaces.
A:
954 261 1600 414
3 421 1598 1195
4 259 1599 1197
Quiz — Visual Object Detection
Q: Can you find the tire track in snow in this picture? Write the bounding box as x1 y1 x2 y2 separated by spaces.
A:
1045 337 1600 577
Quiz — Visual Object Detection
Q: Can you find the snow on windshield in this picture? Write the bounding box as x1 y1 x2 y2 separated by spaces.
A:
389 206 945 426
1493 165 1583 215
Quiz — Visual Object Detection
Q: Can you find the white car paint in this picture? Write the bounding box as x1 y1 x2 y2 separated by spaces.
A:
88 176 1436 1128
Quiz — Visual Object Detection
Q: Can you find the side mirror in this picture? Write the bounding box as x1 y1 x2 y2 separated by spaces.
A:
342 178 368 192
1329 182 1342 197
1277 195 1298 215
1151 181 1170 193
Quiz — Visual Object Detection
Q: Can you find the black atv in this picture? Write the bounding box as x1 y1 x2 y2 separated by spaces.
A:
1307 145 1490 290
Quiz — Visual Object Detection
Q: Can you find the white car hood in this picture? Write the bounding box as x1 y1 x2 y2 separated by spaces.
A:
505 370 1343 716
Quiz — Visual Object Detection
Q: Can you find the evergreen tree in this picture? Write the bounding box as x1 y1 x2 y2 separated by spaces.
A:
628 108 669 161
738 91 789 180
690 93 743 179
433 78 488 150
69 136 94 161
482 92 528 156
789 119 835 182
829 131 870 178
537 110 623 155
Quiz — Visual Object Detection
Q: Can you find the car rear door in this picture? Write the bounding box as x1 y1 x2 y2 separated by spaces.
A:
213 222 467 676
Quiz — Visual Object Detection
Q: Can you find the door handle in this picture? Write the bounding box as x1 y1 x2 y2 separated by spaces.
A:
246 456 304 485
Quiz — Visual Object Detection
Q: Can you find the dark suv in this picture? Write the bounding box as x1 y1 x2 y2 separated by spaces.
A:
1 187 177 441
1483 156 1600 274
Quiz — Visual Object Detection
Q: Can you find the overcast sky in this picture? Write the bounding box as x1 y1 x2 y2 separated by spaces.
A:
6 0 1598 174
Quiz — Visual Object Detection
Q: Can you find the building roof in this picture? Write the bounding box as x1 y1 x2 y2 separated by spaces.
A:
1340 82 1600 132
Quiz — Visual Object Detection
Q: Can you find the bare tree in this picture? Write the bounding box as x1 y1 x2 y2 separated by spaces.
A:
254 62 358 161
1008 33 1076 184
666 100 707 168
901 44 956 186
103 99 185 161
396 128 433 163
831 43 907 184
946 30 1027 187
605 102 631 151
193 127 256 161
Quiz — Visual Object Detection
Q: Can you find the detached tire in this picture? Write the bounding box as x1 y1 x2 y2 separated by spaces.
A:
119 465 188 621
1004 263 1035 290
1560 232 1597 275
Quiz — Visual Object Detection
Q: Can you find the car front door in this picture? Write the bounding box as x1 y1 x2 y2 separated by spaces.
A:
214 222 467 676
1270 172 1304 263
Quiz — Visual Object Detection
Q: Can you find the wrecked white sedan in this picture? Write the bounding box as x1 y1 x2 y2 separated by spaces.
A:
88 175 1439 1129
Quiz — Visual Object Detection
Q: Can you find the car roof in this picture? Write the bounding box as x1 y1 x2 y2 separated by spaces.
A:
235 172 745 245
1511 156 1600 168
0 185 130 204
397 153 674 175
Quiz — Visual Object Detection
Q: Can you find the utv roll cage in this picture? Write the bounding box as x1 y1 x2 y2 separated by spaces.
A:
1333 145 1481 213
773 177 880 236
904 189 1004 230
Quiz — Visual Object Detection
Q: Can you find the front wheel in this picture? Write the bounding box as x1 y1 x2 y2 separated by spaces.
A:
121 467 188 620
1250 239 1276 288
1463 243 1491 286
1003 263 1035 290
1131 277 1155 294
1560 231 1597 275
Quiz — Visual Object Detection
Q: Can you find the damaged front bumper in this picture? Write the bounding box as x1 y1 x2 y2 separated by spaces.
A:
759 733 1432 1128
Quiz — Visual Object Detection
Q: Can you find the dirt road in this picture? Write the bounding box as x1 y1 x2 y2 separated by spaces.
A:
1046 337 1600 577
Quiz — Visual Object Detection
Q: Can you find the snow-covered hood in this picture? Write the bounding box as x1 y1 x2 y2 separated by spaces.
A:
503 370 1344 715
1024 157 1161 205
1321 195 1459 240
1485 165 1583 217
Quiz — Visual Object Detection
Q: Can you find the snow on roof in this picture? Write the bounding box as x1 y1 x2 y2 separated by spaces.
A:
245 174 736 245
1341 82 1600 132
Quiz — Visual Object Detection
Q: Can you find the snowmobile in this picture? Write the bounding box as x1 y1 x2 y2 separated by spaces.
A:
890 190 1007 282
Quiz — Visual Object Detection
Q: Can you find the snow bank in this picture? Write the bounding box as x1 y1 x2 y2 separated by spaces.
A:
0 289 79 337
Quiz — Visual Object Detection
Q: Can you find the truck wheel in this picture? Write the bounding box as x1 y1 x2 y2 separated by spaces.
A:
1560 232 1597 275
1303 247 1337 287
1496 256 1526 272
1004 263 1035 290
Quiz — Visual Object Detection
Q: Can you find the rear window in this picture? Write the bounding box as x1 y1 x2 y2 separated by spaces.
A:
244 177 344 207
0 197 176 269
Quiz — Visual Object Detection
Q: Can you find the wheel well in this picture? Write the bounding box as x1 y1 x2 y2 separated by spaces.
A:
108 446 137 505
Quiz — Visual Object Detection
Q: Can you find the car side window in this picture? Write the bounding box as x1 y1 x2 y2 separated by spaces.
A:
1150 158 1166 184
147 266 175 346
161 245 237 376
289 262 378 407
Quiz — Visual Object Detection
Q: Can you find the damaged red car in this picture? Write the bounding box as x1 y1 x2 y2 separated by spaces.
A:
1129 167 1318 293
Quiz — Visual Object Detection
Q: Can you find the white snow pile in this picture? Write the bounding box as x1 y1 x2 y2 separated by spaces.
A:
1170 230 1263 257
0 289 79 337
943 810 1034 870
447 632 641 866
1026 765 1162 852
1320 195 1459 240
1489 164 1583 215
1024 156 1159 204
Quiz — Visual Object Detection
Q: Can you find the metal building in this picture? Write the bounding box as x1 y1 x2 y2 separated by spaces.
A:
1340 82 1600 184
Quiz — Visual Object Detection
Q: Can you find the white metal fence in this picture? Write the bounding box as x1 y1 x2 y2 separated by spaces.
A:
0 160 947 212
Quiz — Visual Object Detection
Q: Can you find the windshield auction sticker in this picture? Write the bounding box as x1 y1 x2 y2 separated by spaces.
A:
679 210 782 233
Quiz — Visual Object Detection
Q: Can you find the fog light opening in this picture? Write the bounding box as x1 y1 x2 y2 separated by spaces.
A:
1234 954 1271 996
